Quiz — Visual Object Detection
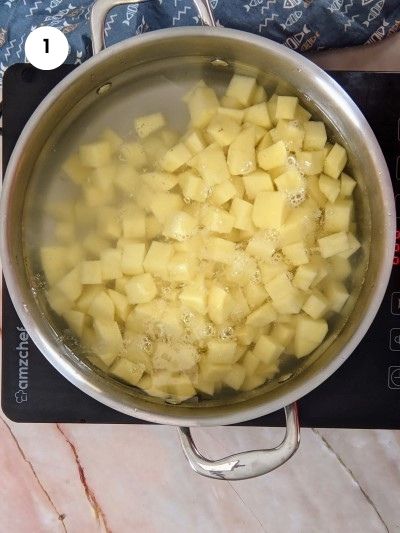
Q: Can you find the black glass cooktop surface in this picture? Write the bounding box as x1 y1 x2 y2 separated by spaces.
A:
1 64 399 427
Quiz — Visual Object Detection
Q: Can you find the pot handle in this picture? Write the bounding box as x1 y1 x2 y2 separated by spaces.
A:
90 0 216 56
177 403 300 480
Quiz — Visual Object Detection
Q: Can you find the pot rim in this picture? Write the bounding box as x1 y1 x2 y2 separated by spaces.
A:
1 26 396 426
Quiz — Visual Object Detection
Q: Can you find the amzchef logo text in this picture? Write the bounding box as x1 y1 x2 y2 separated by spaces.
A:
15 326 29 403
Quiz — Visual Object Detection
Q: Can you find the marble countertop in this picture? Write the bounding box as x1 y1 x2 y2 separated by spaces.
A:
1 33 400 533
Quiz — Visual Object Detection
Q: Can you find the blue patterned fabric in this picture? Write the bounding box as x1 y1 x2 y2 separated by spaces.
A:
0 0 399 86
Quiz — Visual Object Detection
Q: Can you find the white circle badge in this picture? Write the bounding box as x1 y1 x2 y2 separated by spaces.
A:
25 26 69 70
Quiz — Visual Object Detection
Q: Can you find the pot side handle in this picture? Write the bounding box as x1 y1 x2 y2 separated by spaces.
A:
177 403 300 480
90 0 216 56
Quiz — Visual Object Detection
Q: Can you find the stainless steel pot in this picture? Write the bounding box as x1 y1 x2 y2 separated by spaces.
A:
0 0 396 480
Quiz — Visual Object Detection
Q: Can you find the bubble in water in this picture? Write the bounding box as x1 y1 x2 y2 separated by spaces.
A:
250 269 261 284
183 197 191 205
220 326 234 340
182 310 194 326
118 153 127 163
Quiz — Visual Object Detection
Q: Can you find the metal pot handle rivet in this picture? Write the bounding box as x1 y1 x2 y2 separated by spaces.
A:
91 0 216 56
177 403 300 480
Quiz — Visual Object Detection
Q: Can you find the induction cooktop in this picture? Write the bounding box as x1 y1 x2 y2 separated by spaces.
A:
1 64 399 428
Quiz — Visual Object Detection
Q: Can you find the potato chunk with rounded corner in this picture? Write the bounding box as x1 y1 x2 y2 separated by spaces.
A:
125 273 157 304
257 140 287 171
134 112 166 139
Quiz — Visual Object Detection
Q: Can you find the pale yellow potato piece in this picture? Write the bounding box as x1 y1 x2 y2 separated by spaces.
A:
160 142 192 173
63 309 86 337
217 106 244 123
282 241 309 266
100 249 122 281
179 171 208 202
110 357 145 385
79 141 111 167
257 140 287 171
319 174 340 203
143 242 174 275
125 273 157 304
324 143 347 179
246 232 275 262
97 206 121 240
81 260 102 285
167 253 197 282
227 126 256 176
143 171 178 191
296 150 325 175
340 172 357 197
225 74 257 106
179 276 207 314
274 120 305 151
253 335 284 366
243 170 273 200
121 243 145 276
88 291 115 321
40 246 69 286
206 114 241 147
253 191 289 229
246 302 277 328
184 129 207 154
302 290 329 319
244 102 272 129
338 233 360 259
303 121 327 150
292 264 318 291
93 319 123 364
318 232 349 258
275 96 298 120
207 340 238 364
294 104 312 123
187 85 219 128
56 266 82 302
146 215 162 240
121 209 146 240
245 282 268 310
230 197 254 231
324 200 353 233
275 168 304 194
118 142 147 169
134 112 166 139
201 206 234 234
265 273 304 315
323 280 349 313
163 211 198 242
202 237 235 264
189 143 230 185
150 192 184 223
209 180 237 206
271 323 294 347
107 289 129 322
208 285 234 324
294 315 328 358
62 153 89 184
223 364 246 390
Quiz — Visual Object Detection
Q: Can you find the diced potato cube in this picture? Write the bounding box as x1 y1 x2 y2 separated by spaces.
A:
207 340 238 364
296 150 325 175
253 191 289 229
303 121 327 150
252 84 267 104
220 95 243 109
217 107 244 123
168 253 197 282
309 256 329 288
324 200 353 233
246 302 277 328
153 342 197 372
80 260 102 285
142 134 168 161
338 233 360 259
243 170 273 200
143 171 178 191
97 207 121 240
319 174 340 204
46 287 72 315
146 215 162 240
323 280 349 312
187 85 219 128
63 310 86 337
125 273 157 304
275 96 298 120
282 241 309 266
83 233 108 258
202 237 235 264
143 242 174 275
93 319 123 363
189 143 230 185
121 209 146 239
258 140 287 171
56 266 82 302
244 102 272 129
230 198 254 231
292 264 318 291
245 282 268 310
121 243 145 275
294 315 328 358
275 168 304 195
118 142 147 169
294 104 312 123
110 357 145 385
318 232 349 258
246 232 275 262
267 94 278 125
208 181 236 207
226 74 257 106
150 192 184 223
184 130 207 155
163 211 198 242
265 273 304 314
328 256 351 281
275 120 305 151
40 246 69 286
160 142 192 173
271 323 294 347
253 335 284 366
100 249 122 280
79 141 111 167
302 290 329 319
227 126 257 176
76 285 103 313
260 260 289 284
206 114 241 147
101 128 123 152
223 364 246 390
324 143 347 179
107 289 129 322
62 153 89 184
242 350 260 376
179 171 208 202
208 285 234 324
340 172 357 197
179 276 207 314
201 206 234 234
88 291 115 321
134 112 166 138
